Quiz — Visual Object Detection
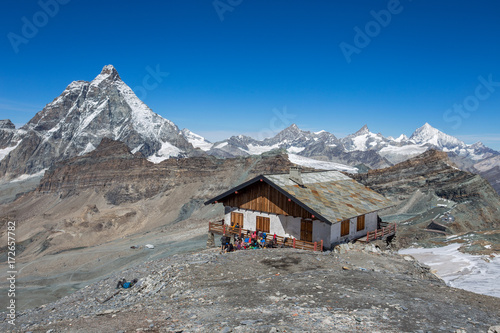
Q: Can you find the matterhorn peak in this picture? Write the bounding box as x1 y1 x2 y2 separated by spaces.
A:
91 64 121 86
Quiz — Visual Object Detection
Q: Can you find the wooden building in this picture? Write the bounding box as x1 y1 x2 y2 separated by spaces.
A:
205 167 393 249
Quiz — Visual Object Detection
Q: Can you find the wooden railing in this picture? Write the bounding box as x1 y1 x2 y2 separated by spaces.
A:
365 223 396 242
208 220 324 252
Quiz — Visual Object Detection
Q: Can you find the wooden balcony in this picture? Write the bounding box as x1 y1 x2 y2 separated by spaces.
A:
208 220 324 252
361 223 397 242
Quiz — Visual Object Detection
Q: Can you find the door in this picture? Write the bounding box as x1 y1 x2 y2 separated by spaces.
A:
300 219 313 242
231 212 243 228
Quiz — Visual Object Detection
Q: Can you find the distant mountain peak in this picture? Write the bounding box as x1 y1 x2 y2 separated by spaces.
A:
354 124 369 136
0 119 15 130
91 64 121 86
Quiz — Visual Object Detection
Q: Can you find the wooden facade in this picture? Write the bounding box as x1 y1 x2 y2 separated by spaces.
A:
220 181 314 219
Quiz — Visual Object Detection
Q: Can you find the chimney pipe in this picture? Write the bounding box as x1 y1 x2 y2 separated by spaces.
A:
289 166 303 186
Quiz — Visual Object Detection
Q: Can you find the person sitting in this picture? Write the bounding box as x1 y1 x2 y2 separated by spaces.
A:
250 238 259 249
117 278 138 289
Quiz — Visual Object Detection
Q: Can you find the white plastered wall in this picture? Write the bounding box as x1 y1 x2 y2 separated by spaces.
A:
329 211 378 246
224 207 329 245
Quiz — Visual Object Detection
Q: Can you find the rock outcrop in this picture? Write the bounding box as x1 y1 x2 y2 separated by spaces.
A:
352 150 500 246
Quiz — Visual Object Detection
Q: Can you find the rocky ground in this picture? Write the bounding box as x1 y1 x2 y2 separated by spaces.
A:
2 242 499 333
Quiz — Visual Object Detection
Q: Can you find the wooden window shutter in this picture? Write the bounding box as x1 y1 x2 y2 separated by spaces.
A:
341 220 350 237
256 216 270 233
357 215 365 231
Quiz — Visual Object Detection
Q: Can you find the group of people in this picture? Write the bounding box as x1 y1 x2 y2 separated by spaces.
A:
221 229 280 253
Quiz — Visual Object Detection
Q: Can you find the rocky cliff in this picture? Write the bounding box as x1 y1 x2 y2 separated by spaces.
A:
352 150 500 247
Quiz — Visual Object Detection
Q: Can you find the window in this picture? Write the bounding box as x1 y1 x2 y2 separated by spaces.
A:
357 215 365 231
231 212 243 228
256 216 270 233
341 220 350 237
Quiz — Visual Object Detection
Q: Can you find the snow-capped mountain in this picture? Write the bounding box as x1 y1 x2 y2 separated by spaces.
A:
188 122 498 175
0 65 198 179
207 124 340 157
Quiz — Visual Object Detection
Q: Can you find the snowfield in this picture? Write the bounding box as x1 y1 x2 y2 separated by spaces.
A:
399 243 500 298
288 154 358 173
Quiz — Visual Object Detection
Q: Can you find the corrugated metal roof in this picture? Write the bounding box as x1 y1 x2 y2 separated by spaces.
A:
265 171 392 222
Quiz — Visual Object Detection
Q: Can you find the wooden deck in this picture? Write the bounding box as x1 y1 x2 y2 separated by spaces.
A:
357 223 397 242
208 220 324 252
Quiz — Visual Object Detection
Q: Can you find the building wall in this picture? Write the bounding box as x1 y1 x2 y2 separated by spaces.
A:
329 212 378 246
220 181 313 219
224 206 329 245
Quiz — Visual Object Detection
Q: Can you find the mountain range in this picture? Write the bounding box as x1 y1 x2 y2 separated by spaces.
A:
0 65 499 193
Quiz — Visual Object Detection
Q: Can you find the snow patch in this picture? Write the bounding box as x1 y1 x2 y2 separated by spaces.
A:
147 141 182 163
287 146 305 153
379 144 428 156
399 244 500 298
0 141 20 161
79 142 96 156
288 154 358 173
11 169 47 182
214 142 228 149
246 143 280 155
182 129 213 151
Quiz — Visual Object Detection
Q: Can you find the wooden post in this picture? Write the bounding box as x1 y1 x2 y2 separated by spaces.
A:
293 238 296 248
320 240 323 251
382 227 385 236
314 242 317 251
239 226 242 237
374 229 377 239
223 224 226 235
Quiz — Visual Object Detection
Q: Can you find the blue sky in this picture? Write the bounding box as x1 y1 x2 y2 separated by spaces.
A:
1 0 500 149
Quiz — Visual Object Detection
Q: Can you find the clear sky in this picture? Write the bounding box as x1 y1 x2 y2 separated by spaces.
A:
1 0 500 149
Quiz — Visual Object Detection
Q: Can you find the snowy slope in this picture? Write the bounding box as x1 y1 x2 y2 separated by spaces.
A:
288 154 358 173
180 129 213 151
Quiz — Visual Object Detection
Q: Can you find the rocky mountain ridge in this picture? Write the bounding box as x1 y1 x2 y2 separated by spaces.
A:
351 150 500 248
182 122 499 193
192 122 497 166
1 65 498 193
